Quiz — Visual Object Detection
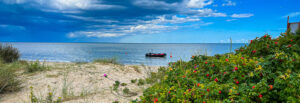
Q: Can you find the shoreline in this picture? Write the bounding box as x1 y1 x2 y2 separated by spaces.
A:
0 61 161 103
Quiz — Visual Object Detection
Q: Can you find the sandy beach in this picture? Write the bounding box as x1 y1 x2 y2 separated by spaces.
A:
0 62 160 103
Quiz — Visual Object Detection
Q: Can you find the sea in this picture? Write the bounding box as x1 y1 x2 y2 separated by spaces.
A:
10 43 246 66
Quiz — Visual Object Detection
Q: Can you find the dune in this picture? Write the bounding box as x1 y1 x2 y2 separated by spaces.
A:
0 62 160 103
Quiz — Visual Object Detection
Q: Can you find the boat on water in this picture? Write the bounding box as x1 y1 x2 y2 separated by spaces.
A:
145 53 167 57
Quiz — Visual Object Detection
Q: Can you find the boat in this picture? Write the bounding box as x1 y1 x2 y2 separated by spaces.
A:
145 53 167 57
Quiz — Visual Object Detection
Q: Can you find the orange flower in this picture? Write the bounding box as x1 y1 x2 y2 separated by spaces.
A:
269 85 273 90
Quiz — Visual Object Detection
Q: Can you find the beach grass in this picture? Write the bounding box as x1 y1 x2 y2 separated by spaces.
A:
25 60 49 73
93 57 120 65
0 43 20 63
0 61 22 94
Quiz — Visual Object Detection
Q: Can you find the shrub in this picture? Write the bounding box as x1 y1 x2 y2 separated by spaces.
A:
113 81 120 91
121 83 127 86
0 43 20 63
137 79 145 86
137 32 300 102
93 57 119 65
26 60 48 73
112 100 119 103
123 87 130 94
131 79 137 83
0 64 21 94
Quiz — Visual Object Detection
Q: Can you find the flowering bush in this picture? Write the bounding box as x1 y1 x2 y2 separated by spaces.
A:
136 31 300 103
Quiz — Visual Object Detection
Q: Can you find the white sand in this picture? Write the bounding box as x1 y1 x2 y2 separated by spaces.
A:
0 62 160 103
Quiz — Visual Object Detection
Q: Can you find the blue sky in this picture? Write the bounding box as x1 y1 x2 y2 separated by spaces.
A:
0 0 299 43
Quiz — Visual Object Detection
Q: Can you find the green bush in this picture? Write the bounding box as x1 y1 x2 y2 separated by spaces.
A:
113 81 120 91
137 79 145 86
131 79 137 83
137 31 300 102
0 43 20 63
26 60 48 73
0 63 21 94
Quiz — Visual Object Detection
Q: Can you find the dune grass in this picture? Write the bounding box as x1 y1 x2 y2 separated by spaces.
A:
0 43 20 63
25 60 49 73
0 61 22 94
93 57 120 65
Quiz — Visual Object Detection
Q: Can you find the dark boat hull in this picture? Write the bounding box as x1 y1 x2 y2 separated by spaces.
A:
145 53 166 57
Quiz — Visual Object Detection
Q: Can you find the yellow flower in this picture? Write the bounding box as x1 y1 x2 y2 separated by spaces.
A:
286 69 291 74
280 75 286 79
233 87 236 89
229 89 232 93
285 73 290 79
255 65 263 71
169 67 173 71
250 72 254 77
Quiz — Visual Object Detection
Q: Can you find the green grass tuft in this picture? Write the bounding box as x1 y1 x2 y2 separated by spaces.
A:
25 60 48 73
93 57 119 65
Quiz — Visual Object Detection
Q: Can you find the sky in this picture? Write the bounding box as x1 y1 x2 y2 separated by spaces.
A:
0 0 299 43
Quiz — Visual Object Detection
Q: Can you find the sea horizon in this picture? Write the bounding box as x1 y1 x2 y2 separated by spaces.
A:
8 43 246 66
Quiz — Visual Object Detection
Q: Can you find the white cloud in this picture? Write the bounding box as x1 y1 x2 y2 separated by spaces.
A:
2 0 124 13
186 0 213 8
0 24 26 31
133 0 179 10
226 19 237 22
50 0 124 10
197 9 227 17
66 15 118 23
68 31 125 38
231 13 254 18
283 12 300 18
145 15 201 24
222 0 236 6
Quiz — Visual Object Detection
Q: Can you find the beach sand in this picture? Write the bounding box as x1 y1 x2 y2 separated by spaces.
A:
0 62 160 103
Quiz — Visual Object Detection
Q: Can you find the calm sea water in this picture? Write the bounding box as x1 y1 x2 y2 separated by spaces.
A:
10 43 246 66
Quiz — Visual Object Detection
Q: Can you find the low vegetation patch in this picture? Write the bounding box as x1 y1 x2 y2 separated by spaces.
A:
26 60 48 73
0 63 21 94
136 31 300 102
93 57 119 65
30 86 62 103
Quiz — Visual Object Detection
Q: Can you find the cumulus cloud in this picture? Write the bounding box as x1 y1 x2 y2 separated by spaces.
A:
222 0 236 6
1 0 124 13
231 13 254 18
186 0 213 8
133 0 179 10
145 15 201 24
0 0 254 41
197 9 227 17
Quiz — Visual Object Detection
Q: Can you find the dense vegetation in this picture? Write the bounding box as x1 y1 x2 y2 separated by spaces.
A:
136 30 300 103
0 43 48 94
0 43 20 63
0 43 21 94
